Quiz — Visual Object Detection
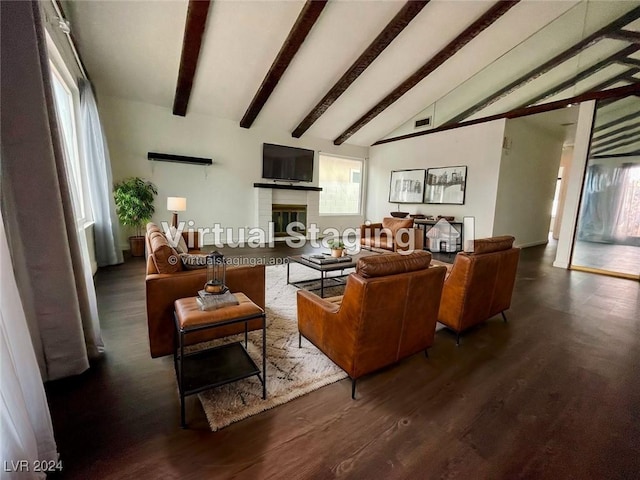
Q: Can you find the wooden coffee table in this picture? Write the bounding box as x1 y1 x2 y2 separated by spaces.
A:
287 251 378 298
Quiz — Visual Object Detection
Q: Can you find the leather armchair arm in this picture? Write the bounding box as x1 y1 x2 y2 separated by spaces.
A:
437 256 470 331
297 288 357 375
296 290 340 346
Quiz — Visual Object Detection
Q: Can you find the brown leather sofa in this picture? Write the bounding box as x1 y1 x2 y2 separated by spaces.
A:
360 217 424 252
145 223 265 358
297 250 446 398
438 236 520 345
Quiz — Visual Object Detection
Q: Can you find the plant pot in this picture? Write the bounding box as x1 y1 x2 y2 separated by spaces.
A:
330 248 344 258
129 236 145 257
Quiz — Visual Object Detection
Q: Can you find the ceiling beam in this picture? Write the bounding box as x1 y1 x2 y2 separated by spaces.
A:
591 136 640 155
592 129 640 150
617 57 640 68
332 0 520 145
587 69 638 92
592 120 640 143
373 83 640 146
173 0 212 117
594 108 640 132
291 1 430 139
606 29 640 44
516 45 639 109
591 151 640 159
444 7 640 125
240 0 328 129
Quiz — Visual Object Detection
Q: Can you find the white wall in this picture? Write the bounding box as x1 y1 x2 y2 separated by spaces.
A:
98 95 368 246
493 117 564 248
367 120 506 239
552 147 573 239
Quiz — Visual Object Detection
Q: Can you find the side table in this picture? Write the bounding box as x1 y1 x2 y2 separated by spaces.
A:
174 293 266 428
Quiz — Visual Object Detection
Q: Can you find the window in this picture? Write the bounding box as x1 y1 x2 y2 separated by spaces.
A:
48 46 91 224
319 154 364 215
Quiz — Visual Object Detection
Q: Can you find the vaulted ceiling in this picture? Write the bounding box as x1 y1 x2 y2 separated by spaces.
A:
63 0 640 147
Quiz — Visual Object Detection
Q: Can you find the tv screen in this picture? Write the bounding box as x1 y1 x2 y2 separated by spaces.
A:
262 143 314 182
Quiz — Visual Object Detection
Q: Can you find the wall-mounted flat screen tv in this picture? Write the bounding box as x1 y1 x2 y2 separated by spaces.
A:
262 143 314 182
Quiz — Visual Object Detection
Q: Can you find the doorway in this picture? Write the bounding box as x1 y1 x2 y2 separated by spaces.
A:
570 97 640 280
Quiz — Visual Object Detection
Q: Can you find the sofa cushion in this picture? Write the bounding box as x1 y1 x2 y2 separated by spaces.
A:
149 231 182 274
360 236 393 251
356 251 431 278
471 236 515 255
165 226 188 254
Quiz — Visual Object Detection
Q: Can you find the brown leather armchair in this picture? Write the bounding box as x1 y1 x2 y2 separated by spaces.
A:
360 217 424 252
438 236 520 345
297 251 446 398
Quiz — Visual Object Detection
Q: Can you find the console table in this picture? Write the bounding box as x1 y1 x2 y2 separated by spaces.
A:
414 219 463 254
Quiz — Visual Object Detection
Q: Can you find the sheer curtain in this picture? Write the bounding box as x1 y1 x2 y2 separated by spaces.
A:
78 79 123 267
1 0 103 380
578 163 638 244
1 209 59 480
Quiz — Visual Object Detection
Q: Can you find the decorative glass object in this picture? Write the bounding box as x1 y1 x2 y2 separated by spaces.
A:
205 251 227 294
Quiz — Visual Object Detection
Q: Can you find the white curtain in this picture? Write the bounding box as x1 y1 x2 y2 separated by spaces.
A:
51 81 105 359
1 0 103 380
1 210 59 480
78 79 123 267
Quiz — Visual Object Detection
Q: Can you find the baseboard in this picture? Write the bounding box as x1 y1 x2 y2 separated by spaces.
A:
553 260 568 268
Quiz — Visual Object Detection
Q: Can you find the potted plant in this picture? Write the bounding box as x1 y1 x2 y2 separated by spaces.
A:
113 177 158 257
327 239 345 258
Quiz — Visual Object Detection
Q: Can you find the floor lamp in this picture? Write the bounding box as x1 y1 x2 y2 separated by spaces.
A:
167 197 187 228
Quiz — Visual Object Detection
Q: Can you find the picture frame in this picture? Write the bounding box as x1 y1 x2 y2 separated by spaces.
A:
424 166 467 205
389 169 426 204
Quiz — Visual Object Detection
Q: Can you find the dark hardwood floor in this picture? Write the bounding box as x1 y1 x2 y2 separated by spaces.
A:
45 244 640 479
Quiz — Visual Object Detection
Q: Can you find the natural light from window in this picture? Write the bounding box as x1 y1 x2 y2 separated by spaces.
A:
50 64 88 222
319 154 363 215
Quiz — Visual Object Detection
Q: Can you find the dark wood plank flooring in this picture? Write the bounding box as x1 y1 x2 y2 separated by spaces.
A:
45 244 640 479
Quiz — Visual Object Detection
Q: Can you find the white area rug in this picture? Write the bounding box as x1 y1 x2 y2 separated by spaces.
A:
197 263 351 431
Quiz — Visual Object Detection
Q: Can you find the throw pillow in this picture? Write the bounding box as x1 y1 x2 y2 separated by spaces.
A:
165 226 188 254
180 253 208 270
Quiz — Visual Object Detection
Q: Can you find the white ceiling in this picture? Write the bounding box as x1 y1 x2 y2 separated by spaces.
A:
64 0 640 147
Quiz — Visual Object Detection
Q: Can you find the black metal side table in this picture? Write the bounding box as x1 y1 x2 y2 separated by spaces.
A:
173 293 266 428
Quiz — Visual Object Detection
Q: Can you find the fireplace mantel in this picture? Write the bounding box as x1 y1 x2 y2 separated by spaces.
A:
253 183 322 192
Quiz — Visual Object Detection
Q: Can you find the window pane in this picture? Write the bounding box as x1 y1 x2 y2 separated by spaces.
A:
319 154 363 215
51 69 85 220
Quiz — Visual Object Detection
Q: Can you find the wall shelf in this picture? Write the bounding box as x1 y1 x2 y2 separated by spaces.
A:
148 152 212 166
253 183 322 192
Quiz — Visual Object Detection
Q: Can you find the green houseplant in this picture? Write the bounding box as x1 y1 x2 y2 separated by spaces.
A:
113 177 158 257
327 239 345 258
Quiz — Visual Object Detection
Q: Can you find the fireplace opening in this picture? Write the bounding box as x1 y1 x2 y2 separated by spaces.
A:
272 204 307 237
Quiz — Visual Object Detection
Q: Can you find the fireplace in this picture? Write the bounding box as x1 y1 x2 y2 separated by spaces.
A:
272 204 307 237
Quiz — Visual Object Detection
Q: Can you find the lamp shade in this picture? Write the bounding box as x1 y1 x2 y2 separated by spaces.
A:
167 197 187 212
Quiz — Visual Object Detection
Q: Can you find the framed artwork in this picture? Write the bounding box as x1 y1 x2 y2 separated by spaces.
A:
389 169 426 204
424 166 467 205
